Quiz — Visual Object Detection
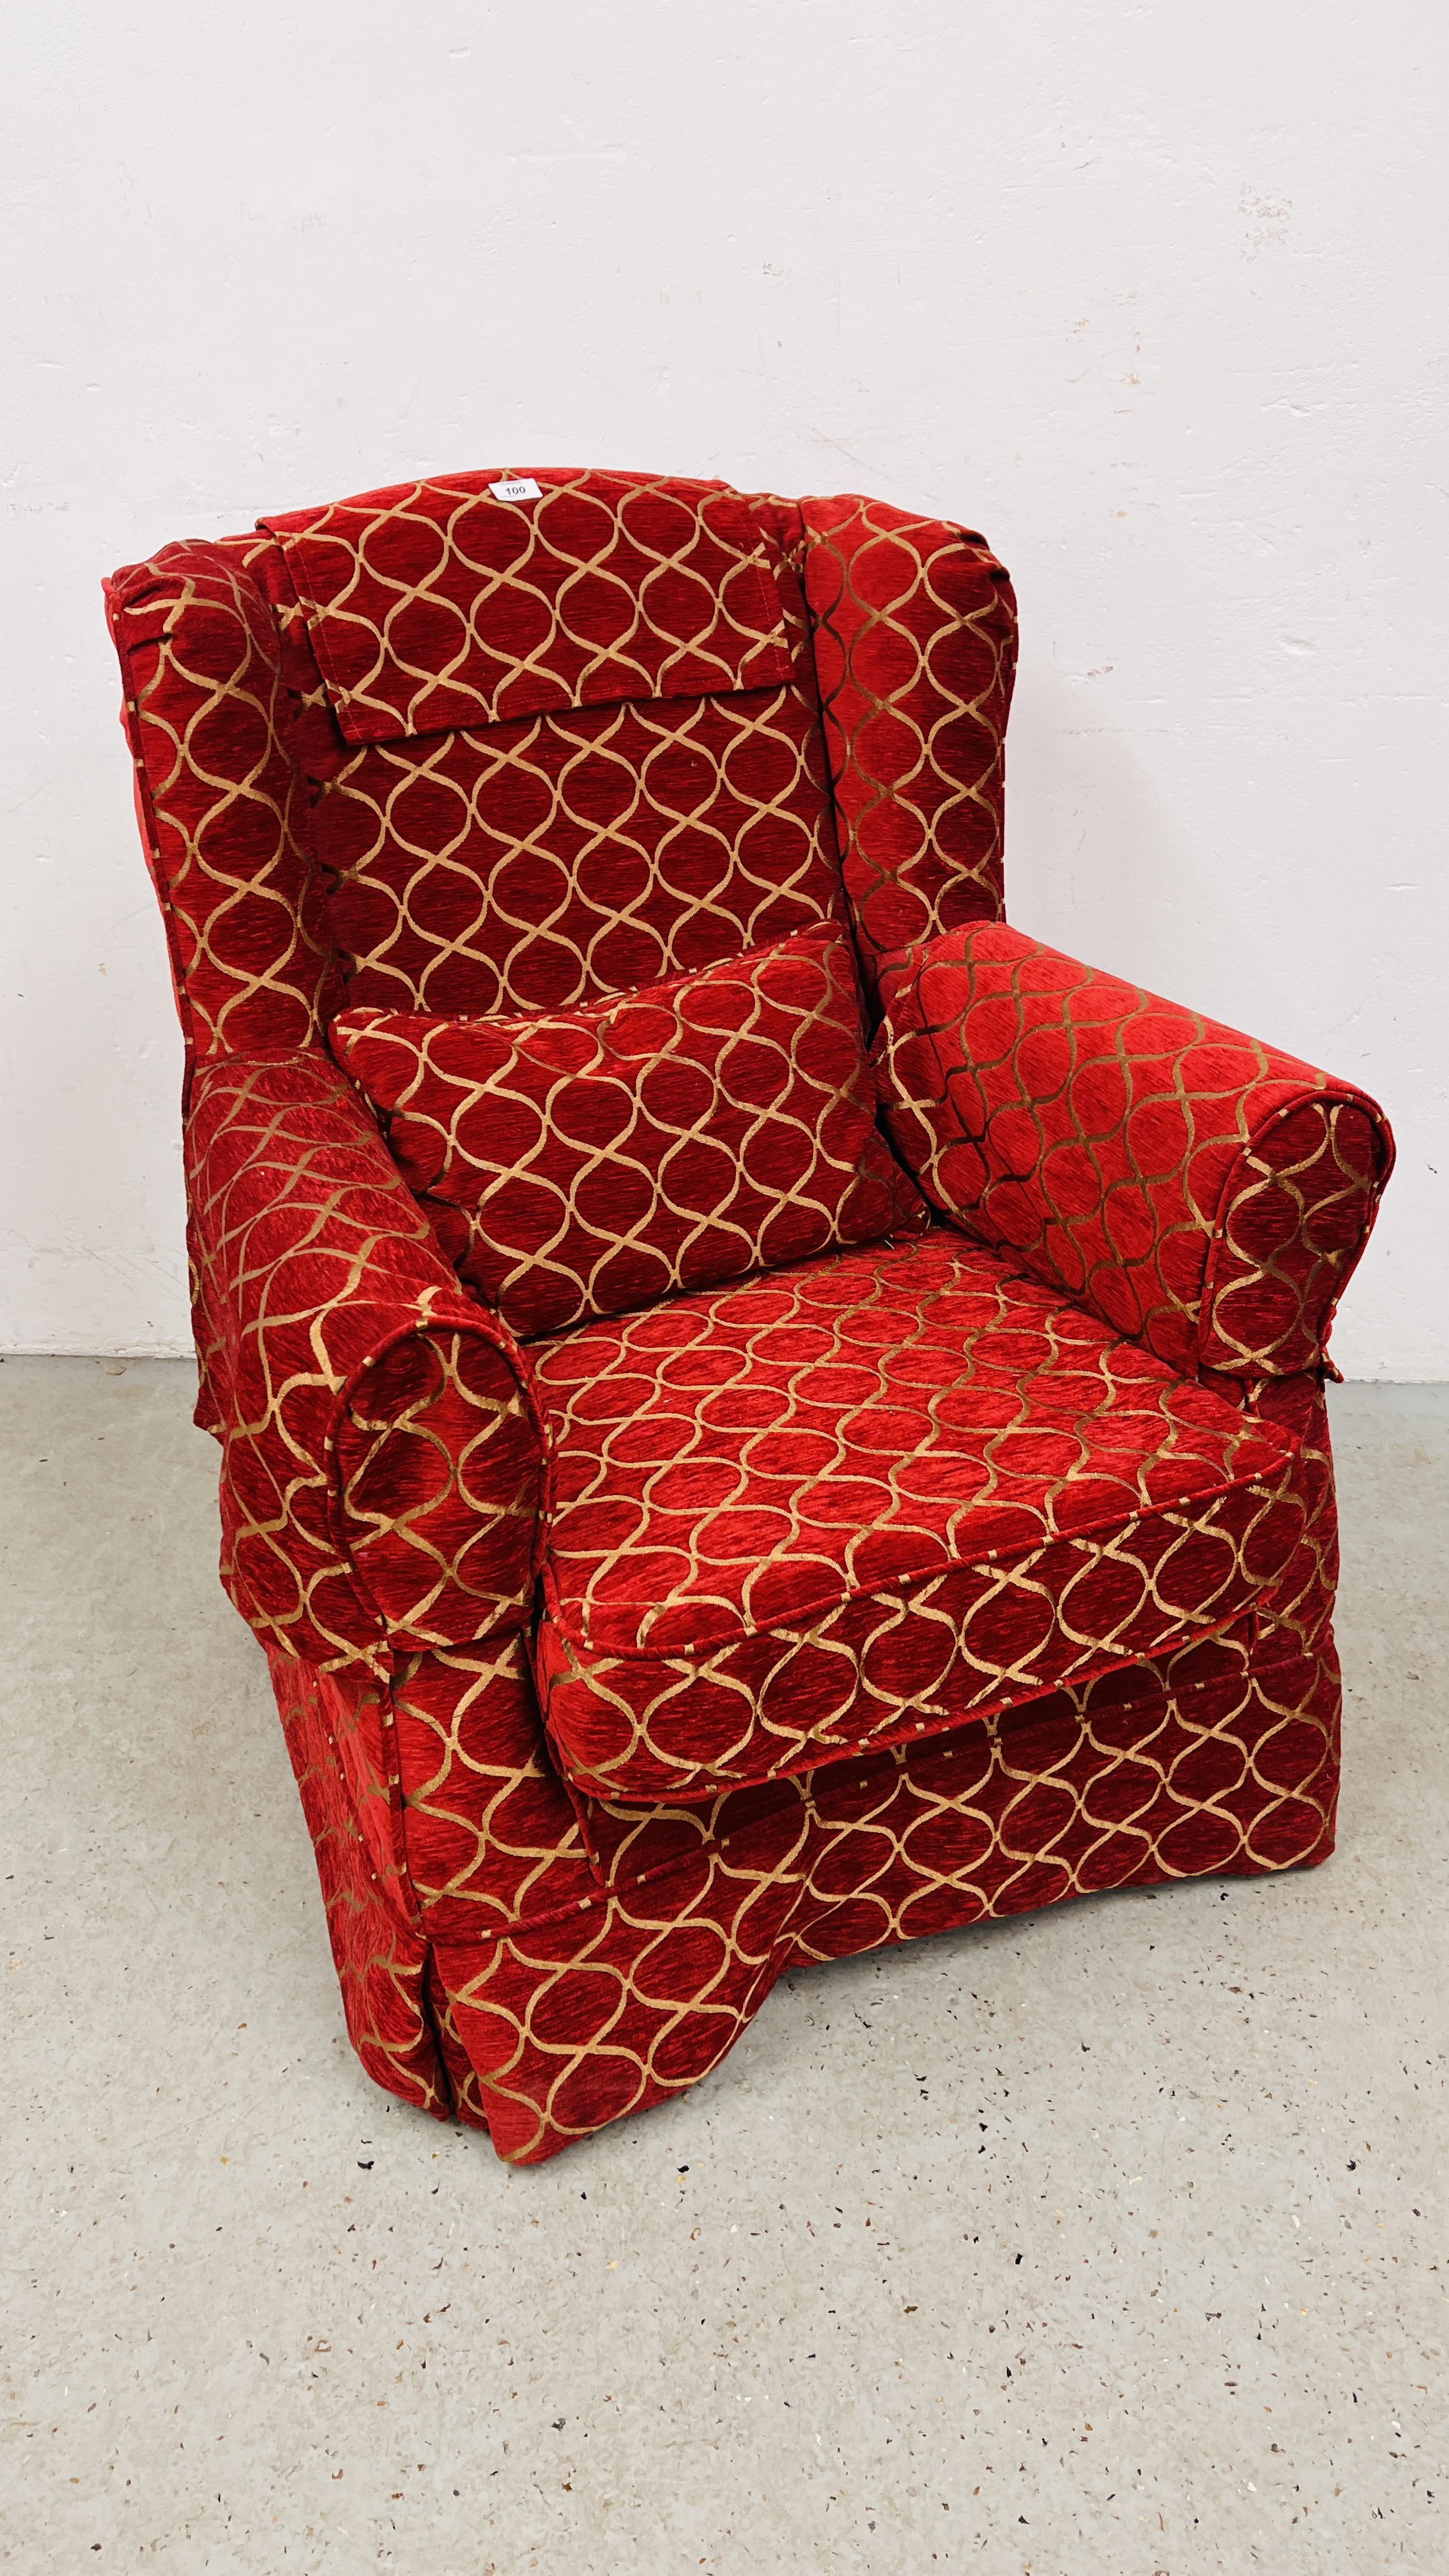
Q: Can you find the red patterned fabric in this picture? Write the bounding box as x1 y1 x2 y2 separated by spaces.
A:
1239 1370 1337 1657
259 509 843 1023
387 1633 597 1938
267 1606 1337 2160
532 1231 1307 1801
103 464 1390 2167
798 494 1016 995
874 922 1395 1379
428 1634 1338 2160
331 926 926 1338
262 470 792 743
302 676 843 1022
103 543 337 1062
269 1650 447 2118
186 1050 549 1667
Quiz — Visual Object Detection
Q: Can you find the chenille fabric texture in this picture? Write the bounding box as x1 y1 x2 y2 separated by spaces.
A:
870 921 1392 1381
261 471 793 741
531 1233 1309 1803
103 465 1393 2163
330 924 927 1338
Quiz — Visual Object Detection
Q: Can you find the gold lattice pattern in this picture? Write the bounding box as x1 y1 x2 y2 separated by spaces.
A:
798 492 1018 981
330 923 926 1338
104 542 337 1059
100 469 1389 2167
874 920 1395 1378
530 1230 1312 1801
185 1049 551 1669
261 470 794 742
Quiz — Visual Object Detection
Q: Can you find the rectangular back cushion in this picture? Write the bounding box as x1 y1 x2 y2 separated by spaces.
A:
330 924 927 1339
256 471 845 1020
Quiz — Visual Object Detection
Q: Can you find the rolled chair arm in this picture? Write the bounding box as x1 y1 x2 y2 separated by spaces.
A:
871 922 1393 1381
186 1049 551 1667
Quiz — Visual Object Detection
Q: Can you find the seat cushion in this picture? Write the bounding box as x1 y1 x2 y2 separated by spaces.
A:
530 1230 1309 1802
331 924 926 1339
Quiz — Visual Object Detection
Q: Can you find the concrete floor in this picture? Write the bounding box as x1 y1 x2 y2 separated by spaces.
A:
2 1361 1445 2575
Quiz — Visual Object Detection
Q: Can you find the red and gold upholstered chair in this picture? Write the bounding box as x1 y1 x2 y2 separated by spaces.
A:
103 471 1392 2164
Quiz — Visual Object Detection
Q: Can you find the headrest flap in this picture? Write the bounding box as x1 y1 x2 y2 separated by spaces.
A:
261 468 793 744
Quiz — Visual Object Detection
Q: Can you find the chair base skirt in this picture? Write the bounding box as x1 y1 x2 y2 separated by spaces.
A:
271 1634 1340 2165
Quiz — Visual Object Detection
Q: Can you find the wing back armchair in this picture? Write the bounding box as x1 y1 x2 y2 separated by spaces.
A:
104 470 1392 2163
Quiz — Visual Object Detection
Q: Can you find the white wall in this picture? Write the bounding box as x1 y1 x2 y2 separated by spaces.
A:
3 0 1445 1373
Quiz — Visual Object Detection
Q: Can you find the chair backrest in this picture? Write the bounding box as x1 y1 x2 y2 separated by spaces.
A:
105 469 1017 1064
